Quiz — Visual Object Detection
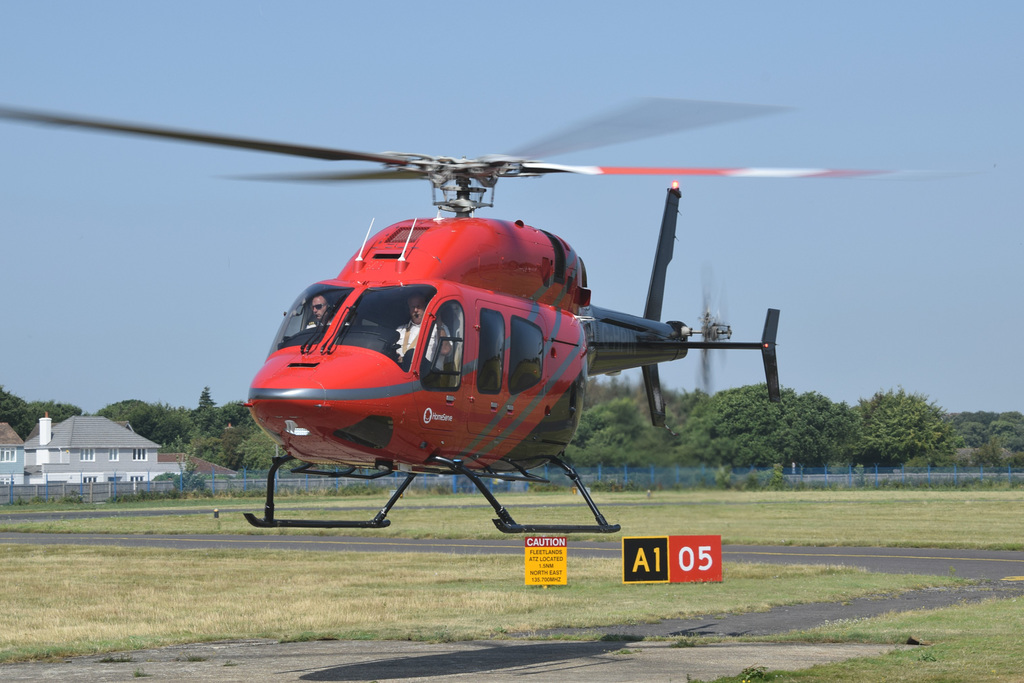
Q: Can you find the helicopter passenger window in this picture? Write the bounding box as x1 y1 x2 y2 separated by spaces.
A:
333 285 437 364
508 316 544 394
477 308 504 394
270 284 353 355
420 300 464 391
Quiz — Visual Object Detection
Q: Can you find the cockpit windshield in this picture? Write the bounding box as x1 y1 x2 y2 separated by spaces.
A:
330 285 438 366
270 284 353 355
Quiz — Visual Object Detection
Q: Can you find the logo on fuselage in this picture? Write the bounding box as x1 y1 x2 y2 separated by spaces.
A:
422 407 454 424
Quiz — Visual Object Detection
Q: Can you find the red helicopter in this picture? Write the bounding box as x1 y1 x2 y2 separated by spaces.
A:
0 99 889 533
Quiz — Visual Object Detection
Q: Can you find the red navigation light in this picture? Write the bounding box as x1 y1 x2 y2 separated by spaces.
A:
671 180 680 190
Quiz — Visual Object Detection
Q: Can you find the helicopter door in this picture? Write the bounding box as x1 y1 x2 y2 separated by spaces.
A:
466 304 547 442
418 299 465 433
466 305 507 440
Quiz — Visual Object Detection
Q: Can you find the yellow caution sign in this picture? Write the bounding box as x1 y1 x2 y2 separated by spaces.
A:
524 536 567 586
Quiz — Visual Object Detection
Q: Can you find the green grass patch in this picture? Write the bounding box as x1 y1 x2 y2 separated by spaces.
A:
3 489 1023 550
725 596 1024 681
0 543 956 663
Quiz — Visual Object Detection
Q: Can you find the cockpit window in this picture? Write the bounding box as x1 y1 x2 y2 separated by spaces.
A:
420 300 464 390
270 284 353 355
329 285 439 367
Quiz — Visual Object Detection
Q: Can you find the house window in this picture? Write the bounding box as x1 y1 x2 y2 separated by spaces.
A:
80 448 96 462
132 448 147 461
129 475 146 482
83 476 98 483
109 448 119 461
0 448 15 463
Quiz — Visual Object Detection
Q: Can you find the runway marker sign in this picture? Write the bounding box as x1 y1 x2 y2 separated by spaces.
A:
622 535 722 584
525 536 567 586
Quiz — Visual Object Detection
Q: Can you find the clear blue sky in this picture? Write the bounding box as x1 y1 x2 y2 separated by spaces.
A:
1 2 1020 415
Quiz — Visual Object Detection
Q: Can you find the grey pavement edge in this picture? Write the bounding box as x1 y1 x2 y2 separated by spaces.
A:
0 638 909 682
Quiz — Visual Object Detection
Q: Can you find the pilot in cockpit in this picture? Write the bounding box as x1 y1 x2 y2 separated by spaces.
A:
305 295 329 329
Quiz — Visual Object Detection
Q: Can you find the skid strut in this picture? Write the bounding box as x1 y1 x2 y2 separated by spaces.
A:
243 454 416 529
430 455 621 534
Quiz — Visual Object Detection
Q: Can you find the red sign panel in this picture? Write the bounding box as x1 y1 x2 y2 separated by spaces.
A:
668 535 722 583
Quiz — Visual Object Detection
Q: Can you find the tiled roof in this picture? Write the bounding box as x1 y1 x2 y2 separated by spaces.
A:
22 416 160 450
188 456 237 476
0 422 23 445
158 453 238 476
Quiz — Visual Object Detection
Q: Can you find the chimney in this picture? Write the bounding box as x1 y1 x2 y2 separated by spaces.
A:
40 412 52 446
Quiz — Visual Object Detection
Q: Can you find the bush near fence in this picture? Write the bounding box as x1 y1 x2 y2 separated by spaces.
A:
3 464 1023 505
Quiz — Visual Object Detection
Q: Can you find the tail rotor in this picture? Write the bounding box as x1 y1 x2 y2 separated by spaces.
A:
698 267 731 393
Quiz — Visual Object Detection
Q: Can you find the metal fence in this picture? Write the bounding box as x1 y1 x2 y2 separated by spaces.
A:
3 464 1023 505
574 464 1024 490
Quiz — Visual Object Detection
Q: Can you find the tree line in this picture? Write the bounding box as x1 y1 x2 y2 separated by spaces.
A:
566 379 1024 469
2 381 1022 472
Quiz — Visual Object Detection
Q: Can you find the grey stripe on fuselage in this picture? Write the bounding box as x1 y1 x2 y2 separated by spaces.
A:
249 380 422 402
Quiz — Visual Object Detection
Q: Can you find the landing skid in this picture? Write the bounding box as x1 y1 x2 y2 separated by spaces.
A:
429 455 621 534
243 453 620 534
243 454 416 529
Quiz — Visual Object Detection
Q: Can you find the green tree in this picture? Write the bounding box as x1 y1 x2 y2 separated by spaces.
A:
566 397 651 466
854 388 962 466
98 399 195 447
0 386 29 438
989 413 1024 452
192 387 220 438
566 379 706 466
238 429 278 471
972 436 1007 467
676 385 860 468
189 435 223 467
947 411 998 448
219 402 255 431
219 425 248 471
946 411 1024 452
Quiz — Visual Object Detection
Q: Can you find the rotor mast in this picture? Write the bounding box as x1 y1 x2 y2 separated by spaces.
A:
428 161 502 217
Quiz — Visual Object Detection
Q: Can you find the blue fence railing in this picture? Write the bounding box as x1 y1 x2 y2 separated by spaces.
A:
4 464 1023 504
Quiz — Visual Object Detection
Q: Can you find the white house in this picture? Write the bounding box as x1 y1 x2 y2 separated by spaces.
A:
22 414 179 484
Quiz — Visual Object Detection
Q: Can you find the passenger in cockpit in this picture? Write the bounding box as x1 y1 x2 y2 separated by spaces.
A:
395 293 449 367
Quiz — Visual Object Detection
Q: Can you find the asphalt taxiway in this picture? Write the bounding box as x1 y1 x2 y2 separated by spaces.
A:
3 530 1024 581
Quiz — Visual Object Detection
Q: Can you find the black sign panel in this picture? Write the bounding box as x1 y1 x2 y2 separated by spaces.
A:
622 536 669 583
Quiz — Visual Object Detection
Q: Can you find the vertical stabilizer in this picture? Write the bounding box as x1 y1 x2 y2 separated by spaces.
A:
642 185 682 427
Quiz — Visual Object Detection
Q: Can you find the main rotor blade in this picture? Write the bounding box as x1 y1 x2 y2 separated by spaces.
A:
507 98 786 160
229 169 427 183
521 162 893 178
0 105 408 165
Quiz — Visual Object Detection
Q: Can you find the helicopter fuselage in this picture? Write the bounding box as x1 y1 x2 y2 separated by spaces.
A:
247 215 687 475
